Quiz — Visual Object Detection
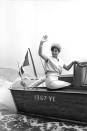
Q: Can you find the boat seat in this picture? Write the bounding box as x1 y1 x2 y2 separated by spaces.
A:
59 74 73 83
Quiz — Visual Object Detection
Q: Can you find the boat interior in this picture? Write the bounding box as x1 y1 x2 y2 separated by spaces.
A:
11 61 87 93
11 73 87 93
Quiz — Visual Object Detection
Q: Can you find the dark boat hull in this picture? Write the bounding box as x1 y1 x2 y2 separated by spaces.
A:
10 88 87 124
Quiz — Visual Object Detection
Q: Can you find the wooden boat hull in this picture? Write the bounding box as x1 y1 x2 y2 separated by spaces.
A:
11 48 87 124
10 88 87 124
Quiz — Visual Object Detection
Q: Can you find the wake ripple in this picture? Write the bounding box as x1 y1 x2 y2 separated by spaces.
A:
0 113 87 131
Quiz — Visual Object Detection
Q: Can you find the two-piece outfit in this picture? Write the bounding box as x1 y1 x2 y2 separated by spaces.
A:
45 56 71 89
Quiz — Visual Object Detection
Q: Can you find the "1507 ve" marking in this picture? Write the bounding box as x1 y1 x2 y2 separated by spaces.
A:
34 95 55 102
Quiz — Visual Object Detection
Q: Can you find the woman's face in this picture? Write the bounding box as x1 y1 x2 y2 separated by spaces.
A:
51 47 59 58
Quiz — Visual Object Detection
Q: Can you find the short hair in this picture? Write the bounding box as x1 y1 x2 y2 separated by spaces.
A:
51 43 61 53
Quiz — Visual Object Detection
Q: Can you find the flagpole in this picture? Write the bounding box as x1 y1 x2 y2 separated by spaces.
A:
28 48 38 77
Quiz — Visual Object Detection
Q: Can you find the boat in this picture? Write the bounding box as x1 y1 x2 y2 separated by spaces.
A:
10 48 87 124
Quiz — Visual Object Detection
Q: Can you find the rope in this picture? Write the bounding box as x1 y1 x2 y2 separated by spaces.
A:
40 57 45 72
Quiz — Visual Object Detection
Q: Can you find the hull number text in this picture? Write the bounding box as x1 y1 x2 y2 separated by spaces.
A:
34 95 55 102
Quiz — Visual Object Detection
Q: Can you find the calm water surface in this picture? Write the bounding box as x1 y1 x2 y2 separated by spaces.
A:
0 68 87 131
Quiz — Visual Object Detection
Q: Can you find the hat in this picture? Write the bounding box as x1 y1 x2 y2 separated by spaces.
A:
51 43 61 52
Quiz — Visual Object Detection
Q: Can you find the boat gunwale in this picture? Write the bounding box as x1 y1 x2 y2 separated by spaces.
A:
10 87 87 95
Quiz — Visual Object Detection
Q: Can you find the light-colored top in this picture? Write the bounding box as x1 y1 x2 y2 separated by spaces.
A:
45 56 64 76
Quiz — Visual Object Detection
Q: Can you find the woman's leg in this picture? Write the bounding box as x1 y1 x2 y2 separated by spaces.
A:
47 80 71 89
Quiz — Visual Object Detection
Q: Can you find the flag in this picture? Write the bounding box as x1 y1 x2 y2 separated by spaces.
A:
18 66 24 77
23 51 29 67
18 50 29 77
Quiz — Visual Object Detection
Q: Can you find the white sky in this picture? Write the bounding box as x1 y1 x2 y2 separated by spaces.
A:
0 0 87 74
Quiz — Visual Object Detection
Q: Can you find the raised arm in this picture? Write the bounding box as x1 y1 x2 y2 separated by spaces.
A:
38 35 48 61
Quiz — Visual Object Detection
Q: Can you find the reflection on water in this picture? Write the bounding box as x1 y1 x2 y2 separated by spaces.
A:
0 113 87 131
0 70 87 130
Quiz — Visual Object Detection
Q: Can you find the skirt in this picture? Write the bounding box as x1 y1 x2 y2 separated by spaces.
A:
45 73 71 89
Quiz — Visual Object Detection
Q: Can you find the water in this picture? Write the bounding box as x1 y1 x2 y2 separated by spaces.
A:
0 68 87 131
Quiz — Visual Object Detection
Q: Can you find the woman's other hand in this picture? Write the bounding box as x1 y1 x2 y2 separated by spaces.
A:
72 61 79 64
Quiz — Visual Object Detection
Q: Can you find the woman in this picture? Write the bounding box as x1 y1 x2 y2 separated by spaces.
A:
38 35 75 90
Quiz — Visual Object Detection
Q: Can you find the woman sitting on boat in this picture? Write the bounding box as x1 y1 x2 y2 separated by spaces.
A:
38 35 76 90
